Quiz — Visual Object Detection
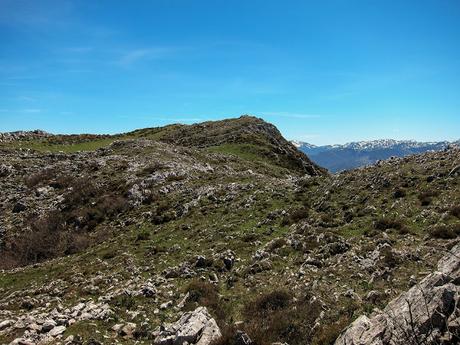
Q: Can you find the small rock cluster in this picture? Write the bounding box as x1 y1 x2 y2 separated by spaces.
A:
2 300 113 344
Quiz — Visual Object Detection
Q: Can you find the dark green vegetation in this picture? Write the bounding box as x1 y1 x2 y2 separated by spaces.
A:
0 116 459 344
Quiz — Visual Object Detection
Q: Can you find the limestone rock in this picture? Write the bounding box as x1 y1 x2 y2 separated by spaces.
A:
0 319 15 331
154 306 221 345
49 325 66 337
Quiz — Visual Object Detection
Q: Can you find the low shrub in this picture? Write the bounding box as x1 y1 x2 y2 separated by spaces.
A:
67 193 129 230
113 294 136 309
185 280 223 321
6 212 66 266
380 246 400 268
166 174 186 182
135 229 151 242
429 224 460 239
25 169 55 188
210 325 239 345
100 248 117 260
418 190 439 206
265 238 287 252
450 205 460 219
64 179 99 206
64 233 91 255
243 290 291 318
374 217 405 231
281 207 310 226
311 317 349 345
240 290 322 345
49 174 75 189
186 280 218 305
393 188 406 199
242 233 259 243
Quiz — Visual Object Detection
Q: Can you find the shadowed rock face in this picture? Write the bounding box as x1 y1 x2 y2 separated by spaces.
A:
335 244 460 345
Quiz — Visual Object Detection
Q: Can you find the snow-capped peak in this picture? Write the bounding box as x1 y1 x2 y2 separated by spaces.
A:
291 140 317 149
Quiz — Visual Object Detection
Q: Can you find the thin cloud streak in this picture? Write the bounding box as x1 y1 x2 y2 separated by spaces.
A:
17 96 36 101
116 47 176 67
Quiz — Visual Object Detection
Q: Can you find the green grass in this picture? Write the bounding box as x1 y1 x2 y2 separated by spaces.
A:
5 137 117 153
208 143 270 161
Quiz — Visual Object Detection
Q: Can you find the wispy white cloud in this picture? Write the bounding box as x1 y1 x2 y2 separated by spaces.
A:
22 108 43 113
17 96 36 101
116 47 174 67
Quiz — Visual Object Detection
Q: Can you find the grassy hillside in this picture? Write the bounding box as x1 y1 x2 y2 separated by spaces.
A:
0 118 459 344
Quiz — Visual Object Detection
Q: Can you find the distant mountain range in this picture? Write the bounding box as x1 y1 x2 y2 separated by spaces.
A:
293 139 460 172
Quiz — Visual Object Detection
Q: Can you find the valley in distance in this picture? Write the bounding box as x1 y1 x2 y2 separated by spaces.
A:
1 115 460 345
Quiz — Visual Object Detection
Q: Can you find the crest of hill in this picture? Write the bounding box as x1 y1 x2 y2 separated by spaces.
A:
0 116 326 176
130 115 326 176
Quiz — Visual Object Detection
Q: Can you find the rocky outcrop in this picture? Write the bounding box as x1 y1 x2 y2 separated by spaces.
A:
153 307 221 345
0 130 51 143
335 243 460 345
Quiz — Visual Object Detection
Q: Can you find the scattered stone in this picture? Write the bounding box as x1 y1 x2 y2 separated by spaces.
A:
195 256 209 268
141 284 157 298
49 325 66 337
0 319 14 331
120 323 137 338
248 259 272 274
235 330 253 345
41 319 57 333
160 301 173 310
12 202 27 213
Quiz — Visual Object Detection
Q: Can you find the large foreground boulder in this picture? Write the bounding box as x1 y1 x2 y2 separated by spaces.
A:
154 307 222 345
335 243 460 345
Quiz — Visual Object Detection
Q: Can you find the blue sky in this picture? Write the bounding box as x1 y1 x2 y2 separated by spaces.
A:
1 0 459 145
